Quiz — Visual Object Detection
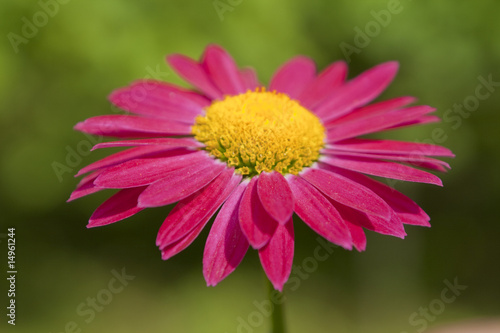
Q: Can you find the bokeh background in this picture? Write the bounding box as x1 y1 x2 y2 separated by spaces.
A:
1 0 499 332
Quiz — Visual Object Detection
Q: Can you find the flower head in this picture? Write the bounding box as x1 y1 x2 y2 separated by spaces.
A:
69 45 454 291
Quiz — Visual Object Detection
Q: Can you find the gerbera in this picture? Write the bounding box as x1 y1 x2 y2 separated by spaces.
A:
69 45 453 291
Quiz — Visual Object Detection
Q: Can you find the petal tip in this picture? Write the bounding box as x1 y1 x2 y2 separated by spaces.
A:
396 231 407 239
383 61 400 72
86 221 100 228
354 244 367 252
107 89 122 104
340 242 354 251
268 279 285 292
73 122 85 132
165 53 181 64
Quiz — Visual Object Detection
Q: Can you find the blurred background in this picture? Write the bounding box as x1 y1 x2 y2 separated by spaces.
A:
1 0 499 332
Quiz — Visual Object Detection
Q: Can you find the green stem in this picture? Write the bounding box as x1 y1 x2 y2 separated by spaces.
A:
266 277 286 333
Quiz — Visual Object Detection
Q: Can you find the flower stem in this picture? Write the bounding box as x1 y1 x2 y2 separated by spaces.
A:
266 277 286 333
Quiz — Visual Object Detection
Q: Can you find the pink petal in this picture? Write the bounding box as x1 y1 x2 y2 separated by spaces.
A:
320 156 443 186
203 183 249 286
404 160 448 173
76 146 174 177
288 175 352 250
138 162 225 207
161 218 207 260
109 80 209 123
257 172 294 225
346 222 366 252
238 177 278 249
325 96 416 127
299 61 347 110
74 115 192 138
161 180 244 263
161 181 244 259
324 164 430 227
91 138 203 150
396 211 431 227
88 187 146 227
315 62 399 121
167 54 223 100
156 168 241 250
269 56 316 99
328 138 455 157
326 105 436 142
258 220 294 291
301 167 392 220
387 115 441 129
239 67 260 91
321 150 450 171
129 80 210 106
202 45 246 95
67 171 104 201
334 201 406 238
95 150 210 188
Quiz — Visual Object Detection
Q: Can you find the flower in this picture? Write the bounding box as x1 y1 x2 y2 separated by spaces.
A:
69 45 454 291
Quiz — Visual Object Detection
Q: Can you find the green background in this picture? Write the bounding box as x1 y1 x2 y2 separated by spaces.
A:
1 0 499 332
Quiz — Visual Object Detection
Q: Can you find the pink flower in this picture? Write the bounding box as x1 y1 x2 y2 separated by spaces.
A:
69 45 454 291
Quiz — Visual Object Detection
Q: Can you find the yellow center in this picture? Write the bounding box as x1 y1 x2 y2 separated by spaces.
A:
191 88 325 177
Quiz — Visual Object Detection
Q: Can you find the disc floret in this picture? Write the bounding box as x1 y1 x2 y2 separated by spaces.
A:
192 88 325 177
